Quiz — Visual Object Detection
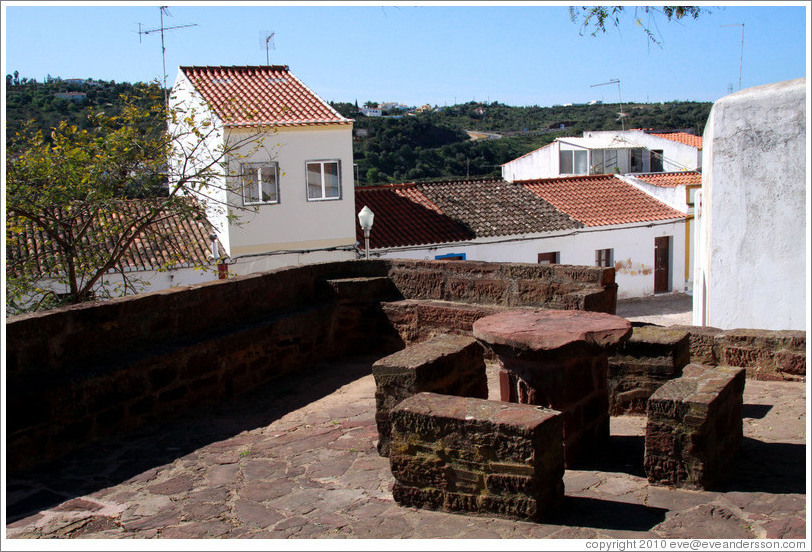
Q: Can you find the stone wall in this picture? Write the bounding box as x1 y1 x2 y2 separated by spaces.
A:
6 259 617 474
670 325 806 381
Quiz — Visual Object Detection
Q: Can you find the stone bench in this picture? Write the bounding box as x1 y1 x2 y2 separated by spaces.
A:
608 325 691 415
389 392 564 522
644 364 746 490
372 334 488 456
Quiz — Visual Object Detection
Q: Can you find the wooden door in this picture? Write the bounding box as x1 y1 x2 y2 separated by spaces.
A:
654 236 670 293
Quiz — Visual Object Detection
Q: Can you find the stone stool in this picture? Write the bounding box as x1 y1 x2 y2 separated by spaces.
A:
644 364 746 489
389 392 564 521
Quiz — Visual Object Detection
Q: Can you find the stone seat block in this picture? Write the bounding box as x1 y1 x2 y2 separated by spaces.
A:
389 392 564 521
608 325 691 415
372 333 487 456
644 364 746 489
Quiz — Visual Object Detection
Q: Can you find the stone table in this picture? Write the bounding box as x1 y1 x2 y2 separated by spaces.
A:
473 309 632 467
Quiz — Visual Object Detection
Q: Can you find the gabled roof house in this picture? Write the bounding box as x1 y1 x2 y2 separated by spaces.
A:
355 175 687 298
502 129 703 182
168 65 357 275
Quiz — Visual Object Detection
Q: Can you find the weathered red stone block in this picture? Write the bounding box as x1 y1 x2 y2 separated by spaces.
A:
389 392 564 521
372 334 487 456
644 364 745 489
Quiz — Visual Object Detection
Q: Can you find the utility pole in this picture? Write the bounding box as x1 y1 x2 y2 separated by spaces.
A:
138 6 197 106
721 23 744 91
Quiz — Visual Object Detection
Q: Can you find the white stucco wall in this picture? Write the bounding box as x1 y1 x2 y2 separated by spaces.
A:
501 142 557 181
167 70 232 253
693 78 807 330
224 125 356 259
370 220 685 299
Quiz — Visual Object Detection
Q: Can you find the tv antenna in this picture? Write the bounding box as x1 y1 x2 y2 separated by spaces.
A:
721 23 744 91
591 78 625 131
138 6 198 105
259 31 276 65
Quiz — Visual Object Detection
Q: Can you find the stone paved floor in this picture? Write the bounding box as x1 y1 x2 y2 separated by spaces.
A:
4 350 808 542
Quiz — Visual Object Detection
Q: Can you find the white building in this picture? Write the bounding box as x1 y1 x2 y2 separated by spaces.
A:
693 78 807 331
168 65 358 276
502 129 702 181
356 176 687 299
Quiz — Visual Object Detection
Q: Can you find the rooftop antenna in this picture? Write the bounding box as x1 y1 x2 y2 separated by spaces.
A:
591 78 625 131
721 23 744 90
138 6 198 106
260 31 276 65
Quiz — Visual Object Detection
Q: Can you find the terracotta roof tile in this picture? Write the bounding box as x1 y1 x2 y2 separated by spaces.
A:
7 199 222 278
355 184 473 248
634 171 702 188
181 65 351 128
416 178 583 237
650 131 703 149
520 174 686 227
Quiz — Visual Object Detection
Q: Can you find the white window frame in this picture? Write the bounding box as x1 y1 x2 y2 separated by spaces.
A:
241 162 280 206
559 149 588 175
306 159 342 201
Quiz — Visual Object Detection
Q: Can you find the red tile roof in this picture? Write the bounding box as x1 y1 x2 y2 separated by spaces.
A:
650 131 703 149
355 184 474 248
180 65 351 128
7 199 222 278
634 171 702 188
520 175 686 227
355 178 583 249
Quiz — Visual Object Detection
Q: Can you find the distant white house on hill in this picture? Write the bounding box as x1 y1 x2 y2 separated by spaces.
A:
501 129 702 181
167 65 358 276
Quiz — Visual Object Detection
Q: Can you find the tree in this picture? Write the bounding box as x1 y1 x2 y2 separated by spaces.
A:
569 6 706 46
6 83 268 314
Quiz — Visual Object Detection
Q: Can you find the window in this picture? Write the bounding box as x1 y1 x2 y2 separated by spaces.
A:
595 248 613 268
630 148 644 173
590 149 619 174
538 252 560 264
306 160 341 200
435 253 466 260
559 149 588 175
650 150 664 172
241 162 279 205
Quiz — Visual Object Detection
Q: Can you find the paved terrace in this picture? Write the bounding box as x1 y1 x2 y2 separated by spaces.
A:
4 294 809 541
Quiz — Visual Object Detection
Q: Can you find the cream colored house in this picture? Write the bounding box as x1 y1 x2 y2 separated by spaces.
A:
168 65 357 275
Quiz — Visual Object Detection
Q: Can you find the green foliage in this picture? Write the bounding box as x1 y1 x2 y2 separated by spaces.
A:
6 82 266 314
352 101 711 185
569 5 706 46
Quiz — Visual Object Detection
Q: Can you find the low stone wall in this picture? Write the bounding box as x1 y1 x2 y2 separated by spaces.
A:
372 334 488 456
669 325 806 381
644 364 746 490
6 259 616 474
386 260 617 313
389 392 565 521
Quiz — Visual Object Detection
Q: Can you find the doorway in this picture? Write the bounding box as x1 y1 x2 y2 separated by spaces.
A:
654 236 671 293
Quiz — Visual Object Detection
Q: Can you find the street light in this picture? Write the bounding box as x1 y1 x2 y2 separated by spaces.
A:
357 206 375 260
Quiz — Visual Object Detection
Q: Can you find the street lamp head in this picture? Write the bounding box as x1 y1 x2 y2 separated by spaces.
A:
358 206 375 234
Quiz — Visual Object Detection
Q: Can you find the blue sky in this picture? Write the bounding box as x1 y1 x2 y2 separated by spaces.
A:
2 2 809 107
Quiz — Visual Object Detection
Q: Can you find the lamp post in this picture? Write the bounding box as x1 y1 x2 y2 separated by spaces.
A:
357 206 375 260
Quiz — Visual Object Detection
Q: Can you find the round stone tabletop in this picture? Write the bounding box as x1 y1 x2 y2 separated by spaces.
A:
473 309 632 352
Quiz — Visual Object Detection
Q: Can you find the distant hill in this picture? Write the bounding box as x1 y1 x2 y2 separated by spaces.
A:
6 75 711 186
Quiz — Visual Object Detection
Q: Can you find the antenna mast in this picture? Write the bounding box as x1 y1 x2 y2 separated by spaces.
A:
259 31 276 65
137 6 198 105
591 79 625 131
721 23 744 90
